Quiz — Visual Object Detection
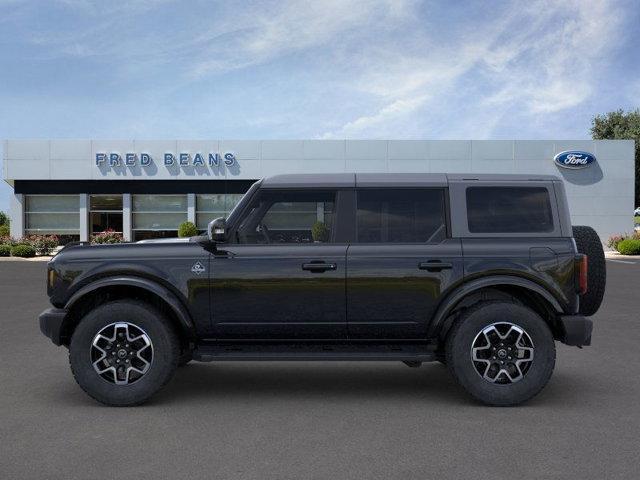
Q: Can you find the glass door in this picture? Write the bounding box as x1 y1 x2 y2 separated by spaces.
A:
90 195 123 235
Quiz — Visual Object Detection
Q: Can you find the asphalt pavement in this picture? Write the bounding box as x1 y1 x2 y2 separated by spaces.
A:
1 260 639 480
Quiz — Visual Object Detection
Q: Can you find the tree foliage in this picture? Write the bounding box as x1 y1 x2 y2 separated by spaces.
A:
0 211 9 226
591 109 640 206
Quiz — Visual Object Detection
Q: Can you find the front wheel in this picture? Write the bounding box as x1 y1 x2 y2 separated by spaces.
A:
445 301 556 406
69 300 180 406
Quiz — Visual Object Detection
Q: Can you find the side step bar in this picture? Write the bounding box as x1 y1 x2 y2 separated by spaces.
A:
193 343 437 362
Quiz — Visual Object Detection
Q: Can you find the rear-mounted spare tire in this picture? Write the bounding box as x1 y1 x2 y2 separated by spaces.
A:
572 225 606 316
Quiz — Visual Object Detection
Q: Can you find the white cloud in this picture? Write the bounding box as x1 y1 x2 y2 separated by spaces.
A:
190 0 413 77
322 0 624 138
5 0 629 140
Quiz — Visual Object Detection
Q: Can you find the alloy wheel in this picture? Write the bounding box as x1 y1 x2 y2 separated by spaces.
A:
471 322 534 384
90 322 153 385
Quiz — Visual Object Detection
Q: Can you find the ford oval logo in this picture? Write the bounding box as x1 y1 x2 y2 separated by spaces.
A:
554 150 595 169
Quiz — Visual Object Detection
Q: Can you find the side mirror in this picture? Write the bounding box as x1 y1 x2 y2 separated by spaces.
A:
207 217 227 243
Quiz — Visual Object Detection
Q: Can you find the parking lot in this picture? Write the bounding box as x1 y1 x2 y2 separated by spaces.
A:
1 260 639 480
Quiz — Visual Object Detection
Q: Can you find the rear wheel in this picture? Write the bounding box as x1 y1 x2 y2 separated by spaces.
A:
446 301 555 406
69 300 180 406
572 225 606 316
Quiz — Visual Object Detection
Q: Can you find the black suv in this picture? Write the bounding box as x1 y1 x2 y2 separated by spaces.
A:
39 173 605 406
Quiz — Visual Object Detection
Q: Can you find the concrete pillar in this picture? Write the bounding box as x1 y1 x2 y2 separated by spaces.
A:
187 193 196 224
79 194 89 242
123 194 132 242
10 193 24 239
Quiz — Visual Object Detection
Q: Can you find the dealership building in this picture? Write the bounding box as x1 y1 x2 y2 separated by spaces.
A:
2 139 635 242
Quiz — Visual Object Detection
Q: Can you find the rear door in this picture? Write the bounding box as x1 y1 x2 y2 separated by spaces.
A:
346 188 463 339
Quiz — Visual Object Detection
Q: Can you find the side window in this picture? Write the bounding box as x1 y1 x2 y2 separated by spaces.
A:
466 187 553 233
356 189 446 243
237 190 336 244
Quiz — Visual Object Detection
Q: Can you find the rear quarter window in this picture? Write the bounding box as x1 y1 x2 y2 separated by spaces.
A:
466 186 554 233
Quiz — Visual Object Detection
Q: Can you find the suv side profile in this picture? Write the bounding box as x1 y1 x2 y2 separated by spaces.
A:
39 173 605 406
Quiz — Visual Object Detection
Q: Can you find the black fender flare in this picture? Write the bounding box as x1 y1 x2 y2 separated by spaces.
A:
427 275 564 338
64 275 196 339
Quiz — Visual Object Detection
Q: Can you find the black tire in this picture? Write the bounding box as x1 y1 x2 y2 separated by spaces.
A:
446 301 556 406
572 225 606 316
69 300 180 406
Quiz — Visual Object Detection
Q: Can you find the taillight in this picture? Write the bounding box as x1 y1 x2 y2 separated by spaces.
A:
577 254 588 295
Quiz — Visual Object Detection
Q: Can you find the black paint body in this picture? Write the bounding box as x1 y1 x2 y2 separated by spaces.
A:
42 173 584 347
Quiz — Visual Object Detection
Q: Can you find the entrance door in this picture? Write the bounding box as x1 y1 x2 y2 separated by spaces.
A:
347 188 464 338
211 189 347 339
90 195 123 236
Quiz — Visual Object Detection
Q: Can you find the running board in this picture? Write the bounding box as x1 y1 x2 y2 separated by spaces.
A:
192 343 437 362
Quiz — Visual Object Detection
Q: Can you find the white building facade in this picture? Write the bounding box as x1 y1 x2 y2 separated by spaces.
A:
2 139 635 242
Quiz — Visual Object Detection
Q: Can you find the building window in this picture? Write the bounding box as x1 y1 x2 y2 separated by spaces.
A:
132 195 187 241
90 195 123 235
25 195 80 242
196 194 244 231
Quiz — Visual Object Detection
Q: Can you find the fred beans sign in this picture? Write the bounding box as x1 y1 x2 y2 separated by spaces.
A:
95 152 236 168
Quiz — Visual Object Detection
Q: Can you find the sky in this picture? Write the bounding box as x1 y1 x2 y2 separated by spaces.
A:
0 0 639 212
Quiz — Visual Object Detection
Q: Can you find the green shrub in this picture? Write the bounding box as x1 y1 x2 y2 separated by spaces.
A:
178 221 198 238
10 244 36 258
0 224 9 237
606 234 627 251
616 238 640 255
0 211 8 226
91 229 124 244
0 244 10 257
311 221 329 242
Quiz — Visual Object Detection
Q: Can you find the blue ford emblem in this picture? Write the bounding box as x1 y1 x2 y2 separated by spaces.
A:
554 150 595 169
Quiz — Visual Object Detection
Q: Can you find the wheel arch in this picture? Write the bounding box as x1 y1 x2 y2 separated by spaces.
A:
429 276 564 342
59 276 196 346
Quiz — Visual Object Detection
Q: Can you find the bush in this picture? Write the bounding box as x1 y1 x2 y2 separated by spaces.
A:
0 244 10 257
606 234 627 251
24 234 59 255
10 244 36 258
178 221 198 238
0 211 8 226
311 221 329 242
616 238 640 255
0 224 9 237
91 229 124 244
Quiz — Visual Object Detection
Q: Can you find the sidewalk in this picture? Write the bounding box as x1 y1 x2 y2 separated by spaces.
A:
605 251 640 261
0 256 52 262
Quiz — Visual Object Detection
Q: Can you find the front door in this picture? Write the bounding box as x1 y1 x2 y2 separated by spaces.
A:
211 189 347 339
347 188 464 338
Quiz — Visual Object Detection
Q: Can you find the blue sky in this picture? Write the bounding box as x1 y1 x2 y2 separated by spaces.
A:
1 0 639 212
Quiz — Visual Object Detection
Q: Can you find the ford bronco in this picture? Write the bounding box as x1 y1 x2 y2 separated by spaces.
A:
39 173 605 406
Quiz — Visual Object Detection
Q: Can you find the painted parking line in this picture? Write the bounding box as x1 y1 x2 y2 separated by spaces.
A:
606 259 637 264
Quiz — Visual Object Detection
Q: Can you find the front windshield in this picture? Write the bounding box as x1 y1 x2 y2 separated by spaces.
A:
225 180 261 226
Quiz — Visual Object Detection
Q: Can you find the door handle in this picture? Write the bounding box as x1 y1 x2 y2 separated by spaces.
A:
302 262 337 273
418 261 453 272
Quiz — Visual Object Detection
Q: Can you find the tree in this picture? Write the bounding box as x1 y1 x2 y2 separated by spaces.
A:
0 211 8 226
590 109 640 206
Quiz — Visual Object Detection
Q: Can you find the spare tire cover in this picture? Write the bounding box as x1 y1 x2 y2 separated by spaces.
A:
572 225 606 316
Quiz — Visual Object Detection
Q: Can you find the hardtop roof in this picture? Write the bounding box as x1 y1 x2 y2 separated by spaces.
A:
261 173 559 188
